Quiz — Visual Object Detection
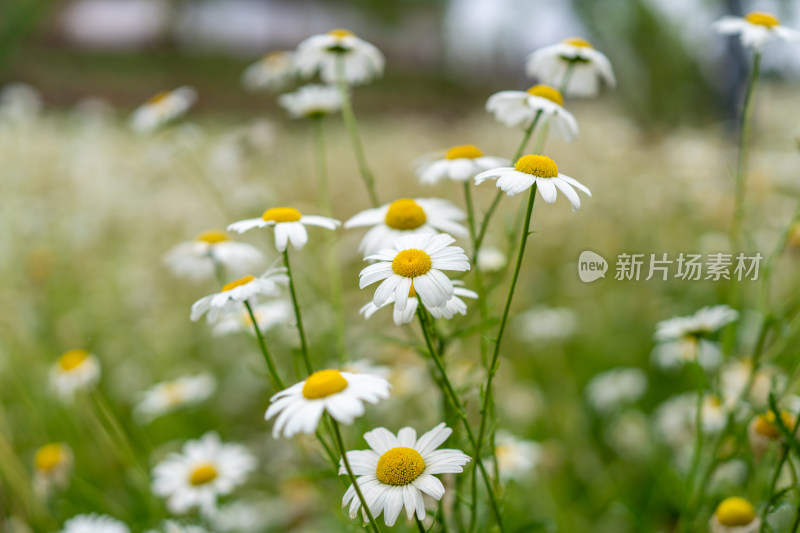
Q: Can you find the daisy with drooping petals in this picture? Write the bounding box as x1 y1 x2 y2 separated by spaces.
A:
134 374 216 422
525 38 615 98
475 154 591 210
130 86 197 133
415 144 508 185
360 281 477 325
59 514 130 533
266 370 390 438
242 51 295 92
713 11 800 51
295 29 384 85
486 85 579 141
211 300 293 337
163 230 265 283
340 423 470 526
709 497 761 533
345 198 467 256
278 84 341 119
359 233 470 313
50 349 101 400
190 269 288 323
652 305 738 370
33 443 73 496
228 207 340 252
152 432 257 515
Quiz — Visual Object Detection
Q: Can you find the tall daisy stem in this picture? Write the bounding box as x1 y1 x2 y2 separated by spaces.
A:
282 249 313 375
463 182 490 368
243 300 284 389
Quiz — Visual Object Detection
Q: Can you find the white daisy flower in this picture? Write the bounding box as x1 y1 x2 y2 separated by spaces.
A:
709 497 761 533
475 154 591 211
242 51 295 92
585 367 648 414
654 305 738 341
747 410 798 459
415 144 508 184
59 514 129 533
720 359 785 409
358 233 470 314
514 306 578 343
525 38 615 98
493 431 542 483
227 207 340 252
476 246 507 273
652 305 738 370
134 374 216 422
265 370 390 438
278 84 341 119
163 230 265 283
151 432 257 515
651 336 723 371
33 443 73 496
190 269 289 323
50 349 101 400
130 86 196 133
360 281 477 326
713 11 800 51
340 423 470 526
295 29 384 85
344 198 468 257
486 85 579 142
211 300 293 337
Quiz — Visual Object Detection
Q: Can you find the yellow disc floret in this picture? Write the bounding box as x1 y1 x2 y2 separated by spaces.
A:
329 29 355 38
262 207 302 223
745 11 780 27
445 144 484 160
35 444 66 473
58 349 89 372
563 37 593 48
514 155 559 178
753 411 795 439
526 85 564 106
148 91 171 105
196 230 228 244
392 249 433 278
222 275 255 292
376 447 425 486
189 463 218 486
715 497 755 527
385 199 427 230
302 369 348 399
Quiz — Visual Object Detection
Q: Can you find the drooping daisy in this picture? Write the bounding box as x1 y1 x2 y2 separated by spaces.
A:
190 269 289 323
33 443 73 495
713 11 800 51
295 29 384 85
493 431 542 483
475 154 591 210
130 86 197 133
655 305 738 341
59 514 129 533
211 300 293 337
340 423 470 526
360 281 477 325
227 207 340 252
134 374 216 422
163 230 265 283
278 84 341 119
415 144 509 185
486 85 579 142
585 367 648 414
359 233 470 313
345 198 468 256
525 38 616 98
652 305 738 370
151 432 257 515
242 51 295 92
50 349 101 399
709 497 761 533
266 370 390 438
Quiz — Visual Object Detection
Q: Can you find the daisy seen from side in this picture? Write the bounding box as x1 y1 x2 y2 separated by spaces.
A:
486 85 579 142
415 144 508 185
190 269 288 323
713 11 800 50
163 230 265 283
130 86 196 133
228 207 340 252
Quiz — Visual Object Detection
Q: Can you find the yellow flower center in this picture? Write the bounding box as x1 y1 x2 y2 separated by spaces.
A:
35 444 65 473
302 369 348 399
563 37 593 48
147 91 171 105
526 85 564 106
745 11 780 27
514 155 559 178
445 144 484 160
189 463 218 486
376 447 426 486
162 382 185 406
753 411 795 439
265 51 288 64
262 207 302 223
58 349 89 371
385 199 427 230
222 275 255 292
715 497 755 527
328 29 354 38
196 230 228 244
392 249 433 278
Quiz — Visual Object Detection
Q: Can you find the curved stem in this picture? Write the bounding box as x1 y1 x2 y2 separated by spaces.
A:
244 300 284 389
282 249 313 375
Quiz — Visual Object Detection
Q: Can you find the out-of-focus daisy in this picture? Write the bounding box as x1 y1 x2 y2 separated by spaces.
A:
190 269 288 323
130 86 196 133
59 514 129 533
493 431 541 483
359 233 470 313
709 497 760 533
360 281 477 325
525 38 615 98
720 359 785 409
242 51 295 92
266 370 390 438
341 359 392 380
295 29 384 85
152 432 257 515
655 305 738 341
0 82 42 122
654 393 729 449
475 154 590 210
278 84 341 119
652 305 738 370
50 349 101 399
415 144 508 185
135 374 216 422
228 207 340 252
514 306 578 342
713 11 800 50
340 423 470 526
211 300 293 337
145 521 209 533
748 410 797 459
486 85 579 141
163 230 265 283
585 367 648 414
345 198 467 256
33 443 72 495
476 246 507 273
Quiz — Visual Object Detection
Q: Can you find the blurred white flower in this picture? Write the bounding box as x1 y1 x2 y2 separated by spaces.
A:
59 514 129 533
603 410 651 458
211 300 293 336
514 307 578 342
33 443 73 496
208 501 279 533
360 280 477 325
341 359 391 380
654 393 728 449
652 305 737 370
476 246 507 273
651 336 723 371
190 269 288 323
50 349 101 400
415 144 508 185
163 230 265 283
493 431 542 482
145 521 209 533
585 367 648 414
295 29 384 85
525 38 615 98
713 11 800 51
242 51 295 92
655 305 738 341
135 374 216 422
709 497 760 533
227 207 340 252
486 85 579 141
278 84 341 119
0 82 43 123
130 86 196 133
720 358 785 409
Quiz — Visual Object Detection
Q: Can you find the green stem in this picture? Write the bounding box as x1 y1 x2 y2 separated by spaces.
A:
282 249 313 375
416 517 427 533
463 182 490 369
558 62 577 94
243 300 284 388
311 116 332 216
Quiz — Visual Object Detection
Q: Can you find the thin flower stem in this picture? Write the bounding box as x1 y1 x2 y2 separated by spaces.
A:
282 249 313 375
463 182 490 369
330 417 382 533
680 363 706 532
761 413 800 527
209 251 226 285
415 517 427 533
244 300 284 389
558 62 577 94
